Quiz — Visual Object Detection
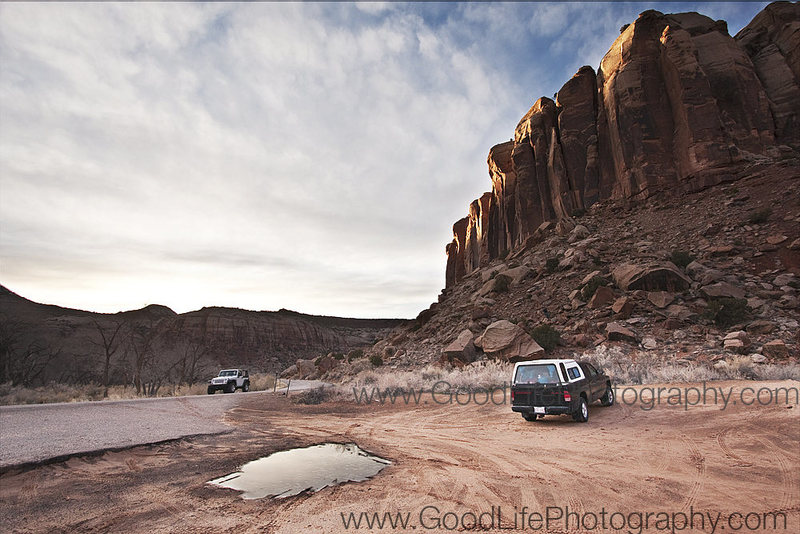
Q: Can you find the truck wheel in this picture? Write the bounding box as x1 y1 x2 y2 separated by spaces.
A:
573 397 589 422
601 386 614 406
225 382 235 394
207 387 215 395
522 413 538 421
242 381 250 392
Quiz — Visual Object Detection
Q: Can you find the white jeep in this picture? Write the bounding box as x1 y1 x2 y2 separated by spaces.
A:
208 369 250 394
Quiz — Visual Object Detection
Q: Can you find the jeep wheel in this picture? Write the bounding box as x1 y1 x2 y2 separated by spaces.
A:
573 397 589 422
522 413 538 421
601 385 614 406
224 382 235 394
242 381 250 392
207 387 215 395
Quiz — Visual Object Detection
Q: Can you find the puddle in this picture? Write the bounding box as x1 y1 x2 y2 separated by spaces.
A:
207 442 391 499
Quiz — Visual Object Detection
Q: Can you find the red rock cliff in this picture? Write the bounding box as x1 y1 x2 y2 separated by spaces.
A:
446 2 800 288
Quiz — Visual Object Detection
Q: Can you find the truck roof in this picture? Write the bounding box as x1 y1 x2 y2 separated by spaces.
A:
513 359 578 368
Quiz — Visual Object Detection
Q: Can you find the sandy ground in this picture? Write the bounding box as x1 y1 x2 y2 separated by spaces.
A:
0 380 798 533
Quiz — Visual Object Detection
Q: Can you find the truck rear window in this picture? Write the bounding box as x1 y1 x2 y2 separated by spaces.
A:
514 364 560 384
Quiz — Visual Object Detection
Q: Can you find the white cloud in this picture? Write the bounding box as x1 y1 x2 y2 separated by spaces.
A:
0 2 771 318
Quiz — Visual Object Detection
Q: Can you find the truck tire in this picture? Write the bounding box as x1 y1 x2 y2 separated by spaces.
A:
522 413 538 421
601 385 614 406
207 387 215 395
573 396 589 422
224 382 235 394
242 381 250 392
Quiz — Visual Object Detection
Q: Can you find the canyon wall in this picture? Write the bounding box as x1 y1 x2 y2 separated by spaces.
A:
445 2 800 288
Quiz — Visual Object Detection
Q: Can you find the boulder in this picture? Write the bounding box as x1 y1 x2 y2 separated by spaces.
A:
723 331 751 353
762 340 789 358
500 265 533 285
317 353 339 374
589 286 615 308
568 224 590 242
480 320 545 361
471 306 492 320
612 296 635 317
296 359 316 379
647 291 675 309
606 322 637 343
750 353 767 364
612 263 691 292
442 329 477 363
747 320 776 334
641 336 658 350
701 282 746 300
280 365 298 379
478 274 512 296
774 273 796 287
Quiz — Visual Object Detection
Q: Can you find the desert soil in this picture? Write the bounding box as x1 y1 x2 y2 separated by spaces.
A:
0 380 798 533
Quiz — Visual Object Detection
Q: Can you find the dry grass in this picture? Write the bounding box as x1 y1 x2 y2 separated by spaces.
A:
333 360 513 400
0 372 277 406
583 345 800 384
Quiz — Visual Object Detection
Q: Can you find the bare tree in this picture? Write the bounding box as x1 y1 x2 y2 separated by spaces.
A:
175 336 208 387
0 317 61 387
128 322 156 396
89 319 126 397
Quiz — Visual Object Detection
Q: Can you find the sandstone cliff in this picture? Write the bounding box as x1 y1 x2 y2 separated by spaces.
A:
445 2 800 289
0 285 405 387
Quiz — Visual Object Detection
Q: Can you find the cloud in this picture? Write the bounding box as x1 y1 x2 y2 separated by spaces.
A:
0 2 771 318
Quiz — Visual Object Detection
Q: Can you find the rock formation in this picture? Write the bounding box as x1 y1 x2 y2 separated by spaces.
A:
446 2 800 288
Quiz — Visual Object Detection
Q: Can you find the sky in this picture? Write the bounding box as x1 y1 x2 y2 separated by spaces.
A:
0 1 770 319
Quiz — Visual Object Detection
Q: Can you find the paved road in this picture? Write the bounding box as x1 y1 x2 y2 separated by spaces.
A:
0 381 333 470
0 393 247 469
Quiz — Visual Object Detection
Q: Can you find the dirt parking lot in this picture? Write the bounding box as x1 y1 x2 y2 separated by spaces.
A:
1 380 798 533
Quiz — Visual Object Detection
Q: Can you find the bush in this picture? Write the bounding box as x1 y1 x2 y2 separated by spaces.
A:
545 258 560 273
347 349 364 362
492 274 511 293
530 324 561 352
703 297 749 328
369 354 384 367
748 208 771 224
293 386 332 405
332 352 345 360
581 276 608 300
670 250 695 269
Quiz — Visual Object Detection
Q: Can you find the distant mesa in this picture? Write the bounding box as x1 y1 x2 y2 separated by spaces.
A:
445 1 800 288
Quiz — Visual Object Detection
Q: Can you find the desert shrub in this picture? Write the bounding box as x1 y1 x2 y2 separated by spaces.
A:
293 386 332 405
748 208 771 224
670 250 695 269
369 354 384 367
703 297 749 328
332 352 345 360
581 276 608 300
347 349 364 362
571 208 586 218
545 257 560 273
492 274 511 293
530 324 561 352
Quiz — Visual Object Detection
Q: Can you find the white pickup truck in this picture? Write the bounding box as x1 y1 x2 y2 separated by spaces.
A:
207 369 250 394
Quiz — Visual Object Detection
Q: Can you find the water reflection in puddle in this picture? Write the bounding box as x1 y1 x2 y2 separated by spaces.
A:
207 442 391 499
